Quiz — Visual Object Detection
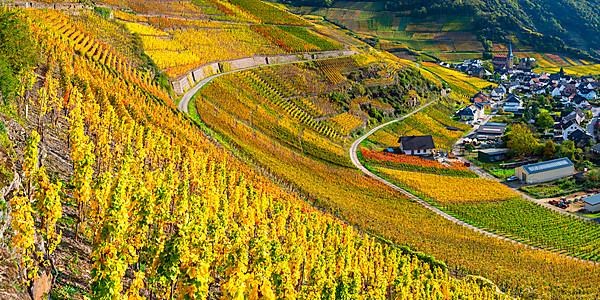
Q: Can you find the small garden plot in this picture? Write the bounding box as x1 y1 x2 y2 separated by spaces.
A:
360 149 475 177
520 178 583 199
377 167 519 204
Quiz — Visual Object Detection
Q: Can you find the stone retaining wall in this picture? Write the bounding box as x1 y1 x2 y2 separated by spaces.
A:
171 50 355 94
2 1 87 9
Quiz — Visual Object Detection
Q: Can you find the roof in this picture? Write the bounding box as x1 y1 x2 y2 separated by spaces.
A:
521 157 574 175
573 94 588 104
567 129 592 147
398 135 435 150
505 94 521 103
478 148 510 155
458 106 476 116
484 122 507 128
477 125 506 135
584 194 600 206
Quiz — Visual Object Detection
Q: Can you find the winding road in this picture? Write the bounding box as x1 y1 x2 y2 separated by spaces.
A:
178 55 596 265
348 102 514 239
348 102 597 264
177 50 356 113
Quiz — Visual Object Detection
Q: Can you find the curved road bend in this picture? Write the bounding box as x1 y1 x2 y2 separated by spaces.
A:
349 102 597 264
178 58 597 264
177 50 356 113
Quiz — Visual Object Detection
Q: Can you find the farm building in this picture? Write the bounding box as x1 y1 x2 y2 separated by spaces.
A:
583 195 600 213
515 157 575 184
398 135 435 156
476 122 507 139
478 148 510 162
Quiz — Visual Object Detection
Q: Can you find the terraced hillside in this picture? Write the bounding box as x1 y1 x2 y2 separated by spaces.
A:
99 0 345 78
0 6 515 299
193 61 600 298
2 1 600 299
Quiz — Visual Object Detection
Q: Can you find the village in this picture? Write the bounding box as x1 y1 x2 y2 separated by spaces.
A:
386 45 600 220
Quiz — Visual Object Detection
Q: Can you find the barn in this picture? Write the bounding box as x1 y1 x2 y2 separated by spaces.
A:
515 157 575 184
583 195 600 213
478 148 510 162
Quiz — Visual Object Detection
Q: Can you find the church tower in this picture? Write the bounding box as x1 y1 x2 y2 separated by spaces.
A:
507 42 514 69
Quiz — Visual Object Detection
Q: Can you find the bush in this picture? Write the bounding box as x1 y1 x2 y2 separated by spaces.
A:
0 9 38 104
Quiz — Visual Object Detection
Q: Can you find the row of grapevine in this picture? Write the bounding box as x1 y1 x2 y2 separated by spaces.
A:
252 68 299 98
376 167 520 204
315 57 358 84
360 148 475 177
39 11 171 104
447 199 600 262
242 71 342 140
290 96 326 118
6 10 512 299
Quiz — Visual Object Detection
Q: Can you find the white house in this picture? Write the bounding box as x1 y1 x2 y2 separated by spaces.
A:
562 122 585 140
457 105 484 121
515 158 575 184
583 194 600 213
491 86 506 100
579 90 597 100
503 94 524 114
398 135 435 156
573 95 591 109
551 86 564 97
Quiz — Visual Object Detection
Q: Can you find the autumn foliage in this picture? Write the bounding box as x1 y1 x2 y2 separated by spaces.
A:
2 8 513 299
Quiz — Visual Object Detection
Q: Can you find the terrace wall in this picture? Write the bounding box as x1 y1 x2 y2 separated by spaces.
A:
268 54 302 65
2 1 87 9
171 50 356 94
191 63 220 83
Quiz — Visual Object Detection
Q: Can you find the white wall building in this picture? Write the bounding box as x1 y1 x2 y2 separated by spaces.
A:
583 195 600 213
515 158 575 184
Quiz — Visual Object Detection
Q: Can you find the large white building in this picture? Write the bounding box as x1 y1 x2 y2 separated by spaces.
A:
515 158 575 184
584 195 600 213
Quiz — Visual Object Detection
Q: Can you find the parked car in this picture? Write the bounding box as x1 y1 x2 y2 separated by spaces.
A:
506 176 519 182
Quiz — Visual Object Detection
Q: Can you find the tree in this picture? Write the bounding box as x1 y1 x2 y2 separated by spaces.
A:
558 140 582 161
9 195 37 298
0 9 37 104
482 61 494 73
584 109 593 121
507 123 538 157
536 110 554 130
542 140 556 159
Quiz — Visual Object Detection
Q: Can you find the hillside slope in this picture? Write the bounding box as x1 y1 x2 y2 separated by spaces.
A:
285 0 600 59
0 5 509 299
